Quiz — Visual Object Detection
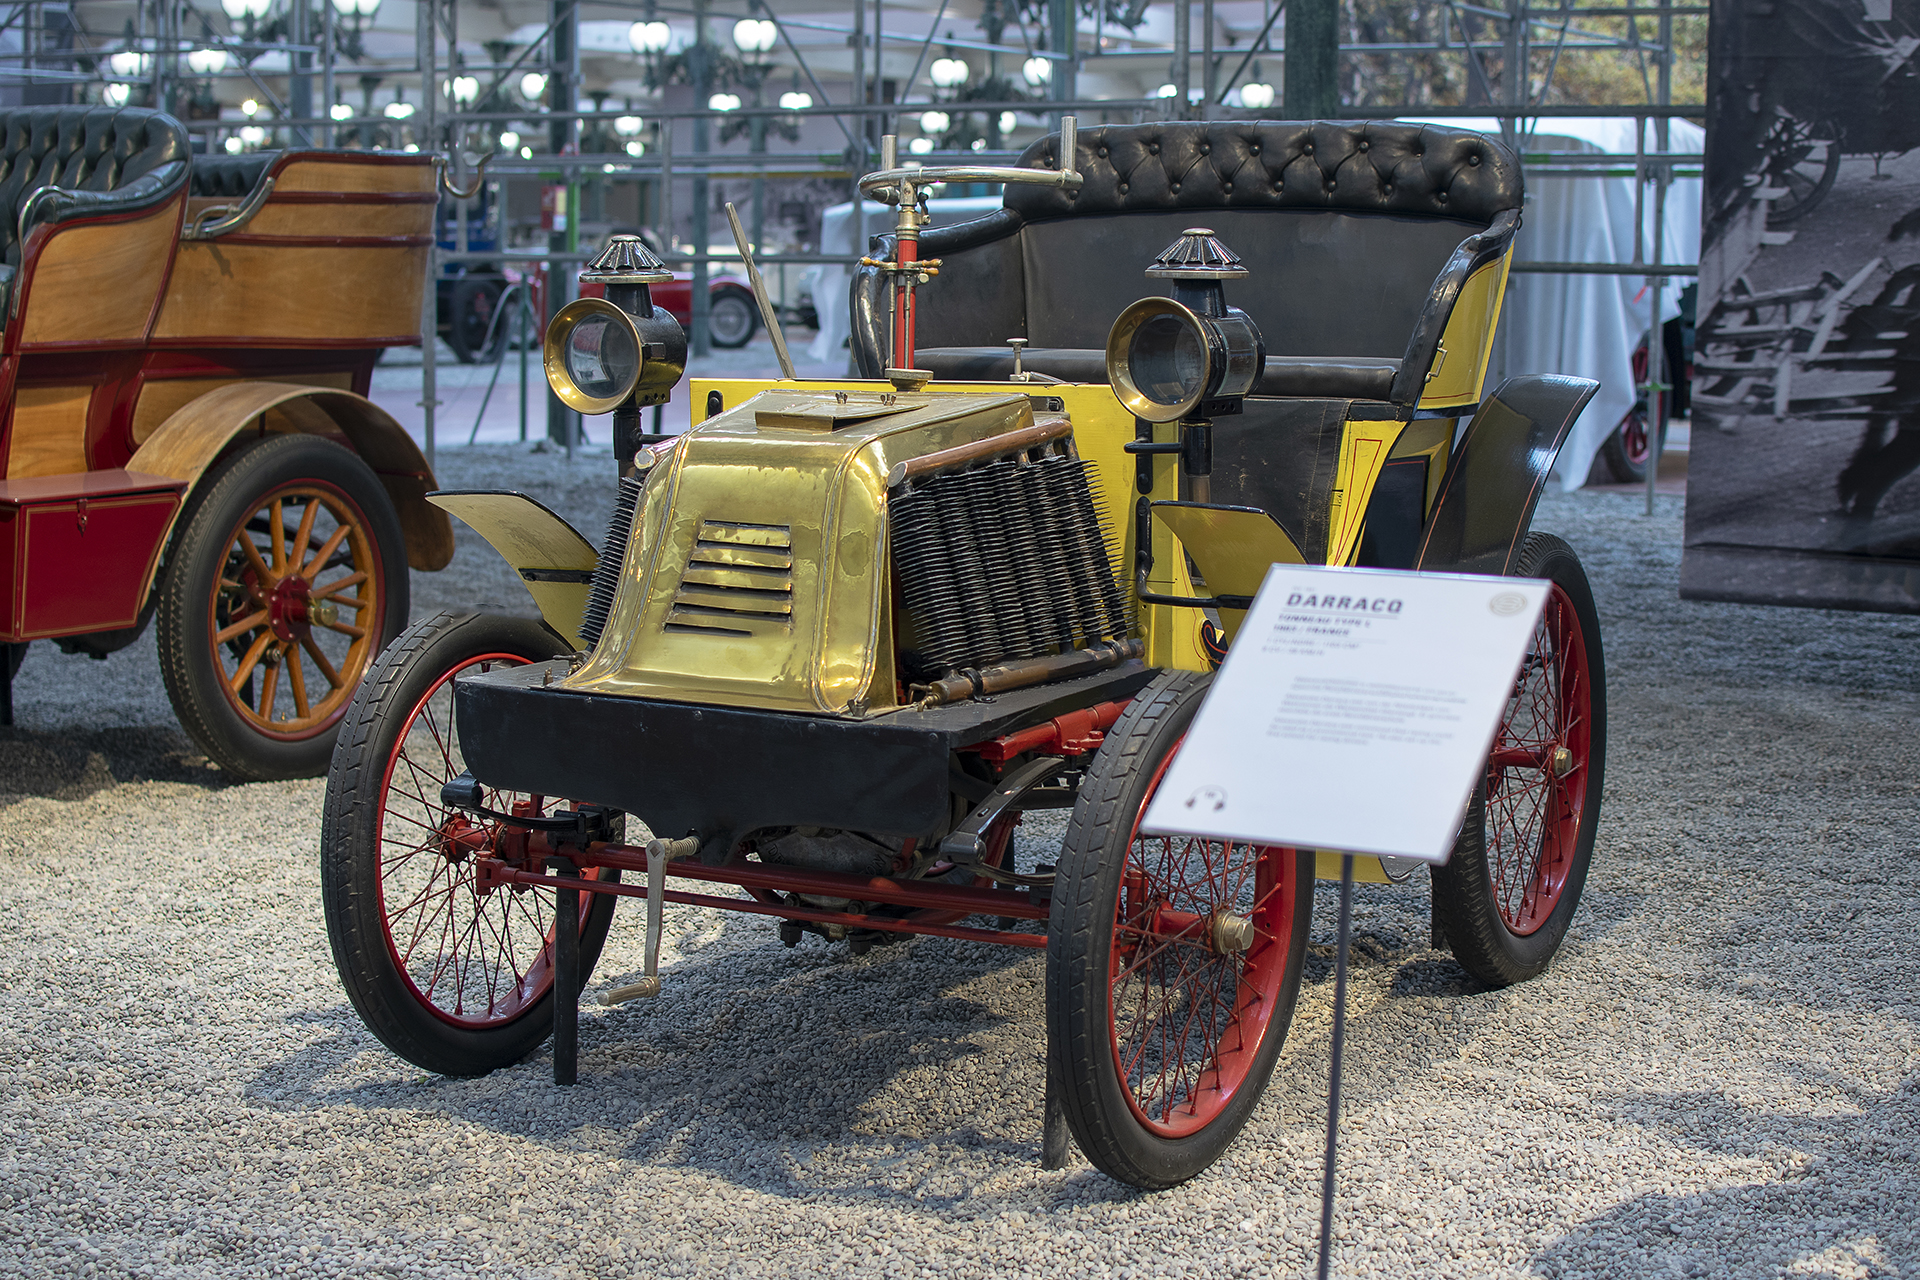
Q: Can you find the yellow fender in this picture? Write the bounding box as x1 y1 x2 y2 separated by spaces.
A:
127 383 455 608
426 491 600 649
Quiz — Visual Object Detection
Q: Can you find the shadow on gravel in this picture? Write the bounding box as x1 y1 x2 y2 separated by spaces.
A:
1530 1070 1920 1279
243 928 1073 1207
0 727 223 805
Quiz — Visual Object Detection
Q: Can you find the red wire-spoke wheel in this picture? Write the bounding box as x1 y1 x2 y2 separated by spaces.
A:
158 435 409 781
1048 671 1312 1189
321 611 621 1076
1433 533 1607 987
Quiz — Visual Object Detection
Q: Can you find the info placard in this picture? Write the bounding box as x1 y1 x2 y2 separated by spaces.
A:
1140 564 1548 862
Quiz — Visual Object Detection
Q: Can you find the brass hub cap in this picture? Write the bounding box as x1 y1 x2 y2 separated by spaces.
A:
1208 909 1255 954
1549 745 1574 778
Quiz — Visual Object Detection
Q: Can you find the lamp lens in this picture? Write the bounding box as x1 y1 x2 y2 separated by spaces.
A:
563 312 640 402
1128 313 1208 408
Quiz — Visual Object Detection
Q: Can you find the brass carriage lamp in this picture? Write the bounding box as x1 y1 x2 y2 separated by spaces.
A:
1105 228 1266 503
543 234 689 476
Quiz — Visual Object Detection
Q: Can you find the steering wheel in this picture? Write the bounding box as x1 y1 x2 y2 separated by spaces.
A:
858 116 1082 207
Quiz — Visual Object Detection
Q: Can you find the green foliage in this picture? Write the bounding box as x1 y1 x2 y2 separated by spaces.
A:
1332 1 1707 108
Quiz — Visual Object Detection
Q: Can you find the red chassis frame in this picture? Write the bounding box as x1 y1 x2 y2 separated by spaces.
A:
468 698 1134 957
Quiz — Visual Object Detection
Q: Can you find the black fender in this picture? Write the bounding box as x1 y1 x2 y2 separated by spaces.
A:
1414 374 1600 575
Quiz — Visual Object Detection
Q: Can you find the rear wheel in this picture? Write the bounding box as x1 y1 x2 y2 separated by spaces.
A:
446 276 509 364
320 611 620 1076
157 434 409 781
1049 671 1313 1189
707 288 758 348
1432 533 1606 985
1594 341 1670 484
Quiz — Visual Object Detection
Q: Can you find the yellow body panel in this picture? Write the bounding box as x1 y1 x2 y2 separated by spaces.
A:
1150 504 1303 642
1327 419 1409 566
427 492 599 648
1416 254 1512 410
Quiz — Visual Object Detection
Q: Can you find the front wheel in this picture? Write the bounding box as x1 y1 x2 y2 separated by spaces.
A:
156 433 410 781
320 611 620 1076
1431 533 1606 986
1048 671 1313 1189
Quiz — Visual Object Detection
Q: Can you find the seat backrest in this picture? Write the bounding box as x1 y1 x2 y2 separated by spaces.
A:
890 120 1522 365
0 107 189 268
190 151 278 199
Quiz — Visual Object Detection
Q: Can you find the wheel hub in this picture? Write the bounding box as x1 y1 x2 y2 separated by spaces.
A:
437 815 490 863
1208 909 1254 954
267 574 313 643
1549 745 1574 778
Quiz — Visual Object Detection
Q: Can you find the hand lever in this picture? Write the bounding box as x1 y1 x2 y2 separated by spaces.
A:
601 834 700 1003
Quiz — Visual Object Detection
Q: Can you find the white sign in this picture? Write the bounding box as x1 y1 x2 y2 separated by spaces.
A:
1140 564 1549 863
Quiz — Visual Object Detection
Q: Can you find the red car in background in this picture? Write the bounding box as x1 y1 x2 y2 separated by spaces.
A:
445 265 760 363
584 270 759 349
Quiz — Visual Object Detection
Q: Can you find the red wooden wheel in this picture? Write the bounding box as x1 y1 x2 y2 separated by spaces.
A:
212 482 382 738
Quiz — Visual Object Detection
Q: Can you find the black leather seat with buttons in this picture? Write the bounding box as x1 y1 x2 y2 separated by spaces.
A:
189 151 278 199
851 119 1522 411
0 107 190 315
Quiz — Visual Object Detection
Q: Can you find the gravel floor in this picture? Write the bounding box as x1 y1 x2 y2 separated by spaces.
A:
3 446 1917 1280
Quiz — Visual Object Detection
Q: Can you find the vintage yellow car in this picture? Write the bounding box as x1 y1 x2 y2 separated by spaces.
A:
320 118 1604 1190
0 105 452 778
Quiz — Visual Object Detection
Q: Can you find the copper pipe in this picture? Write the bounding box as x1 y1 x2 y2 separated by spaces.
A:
886 415 1073 488
922 637 1145 706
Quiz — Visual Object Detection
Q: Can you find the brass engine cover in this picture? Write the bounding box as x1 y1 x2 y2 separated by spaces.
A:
562 388 1039 716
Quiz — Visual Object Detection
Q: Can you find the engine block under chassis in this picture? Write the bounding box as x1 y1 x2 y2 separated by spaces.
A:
455 385 1142 857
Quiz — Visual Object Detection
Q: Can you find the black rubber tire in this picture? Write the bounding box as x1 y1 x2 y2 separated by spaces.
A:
1048 670 1314 1189
320 610 621 1076
446 276 509 364
706 288 758 348
156 433 410 782
1431 533 1607 986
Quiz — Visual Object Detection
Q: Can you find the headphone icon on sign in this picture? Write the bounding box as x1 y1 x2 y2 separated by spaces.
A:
1185 786 1228 812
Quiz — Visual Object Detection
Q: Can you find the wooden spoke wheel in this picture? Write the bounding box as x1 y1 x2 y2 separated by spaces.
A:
1762 115 1842 228
321 611 621 1076
1432 533 1606 985
159 435 409 781
1048 672 1313 1189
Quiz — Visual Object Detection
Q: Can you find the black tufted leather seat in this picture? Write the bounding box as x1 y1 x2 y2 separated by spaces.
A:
190 152 278 199
0 107 190 260
0 106 190 314
853 120 1523 409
